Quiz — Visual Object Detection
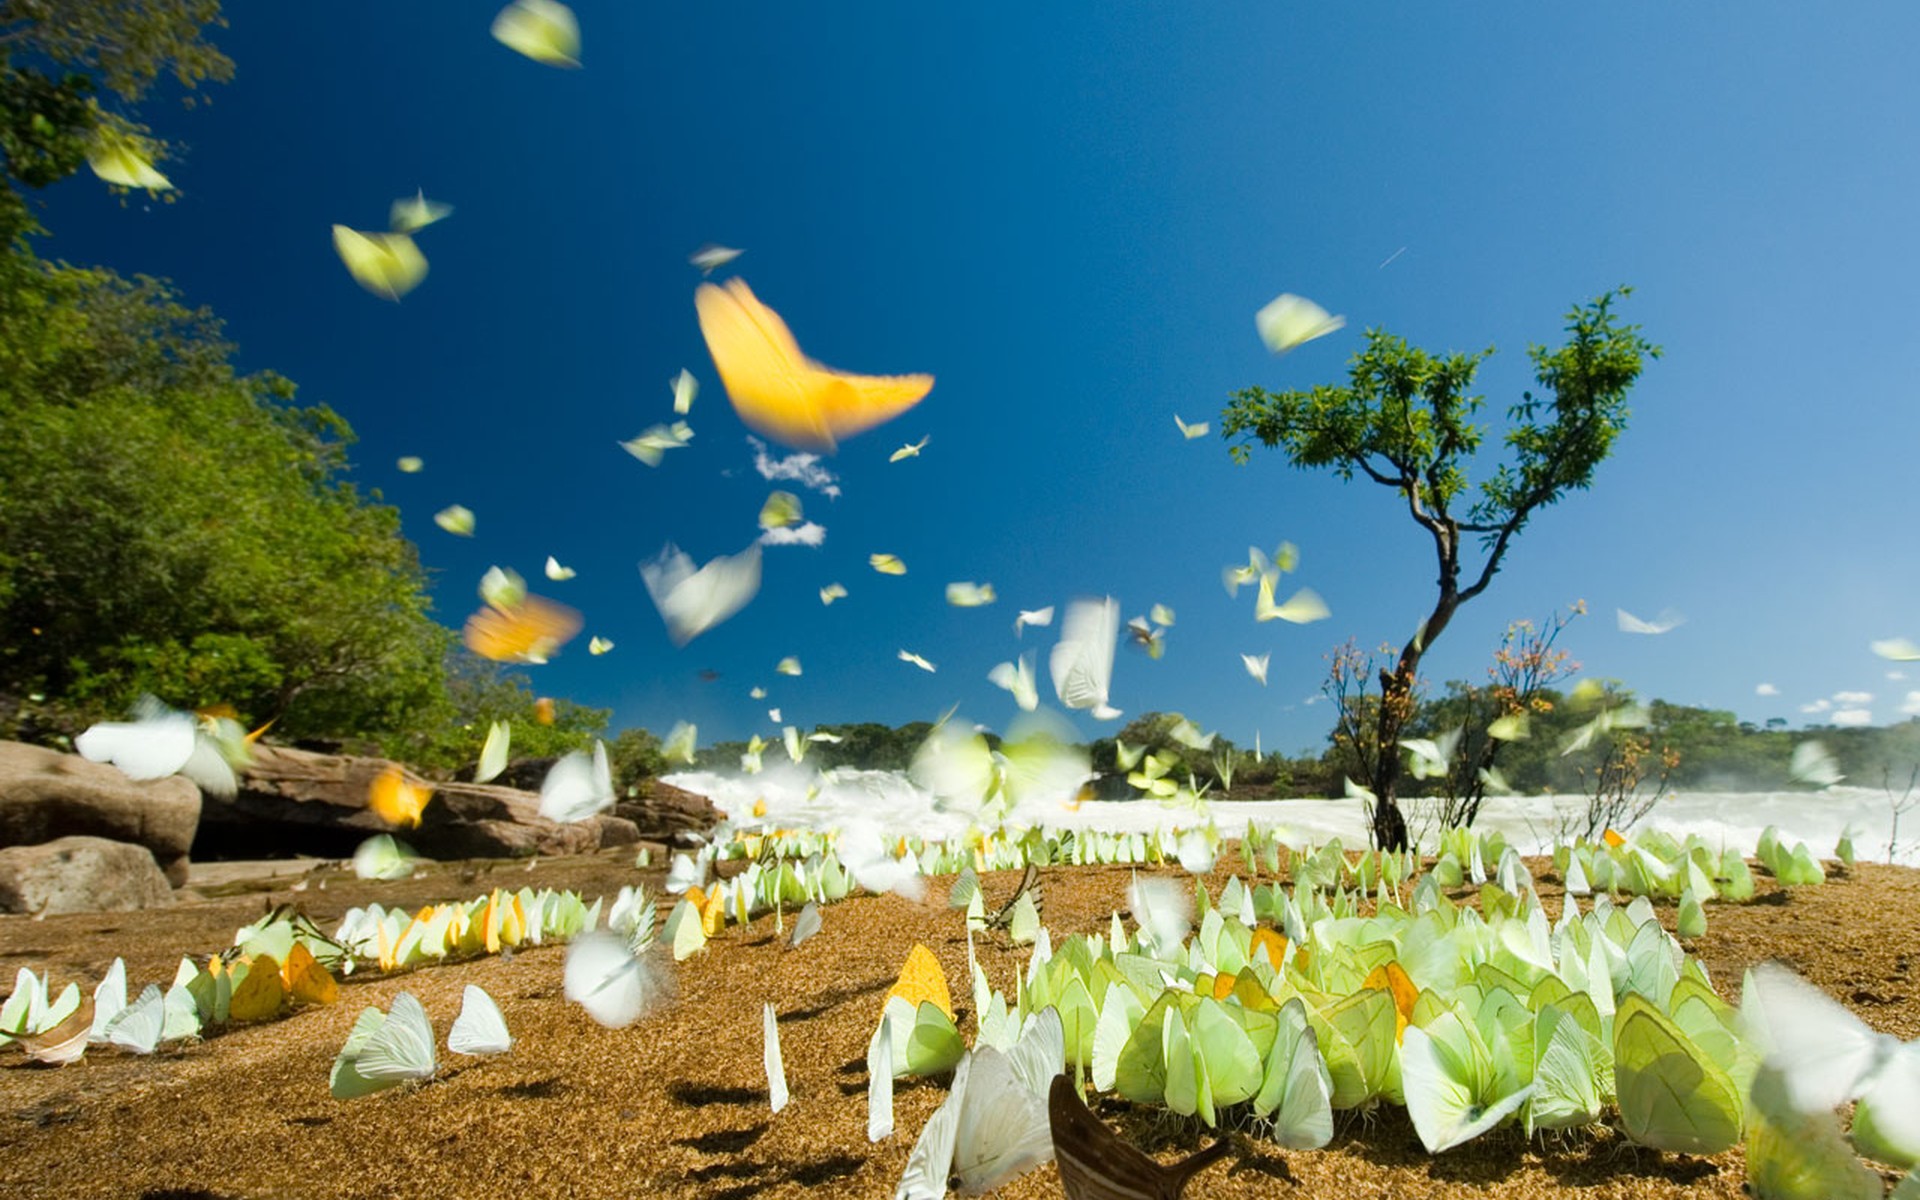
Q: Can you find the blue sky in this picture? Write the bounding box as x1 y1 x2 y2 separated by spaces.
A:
40 4 1920 755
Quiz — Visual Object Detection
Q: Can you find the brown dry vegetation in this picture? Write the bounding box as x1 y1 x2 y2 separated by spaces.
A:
2 847 1916 1200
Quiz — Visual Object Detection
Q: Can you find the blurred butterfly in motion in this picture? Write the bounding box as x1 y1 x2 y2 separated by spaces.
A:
463 568 582 664
695 278 933 454
1255 292 1345 355
1049 1074 1228 1199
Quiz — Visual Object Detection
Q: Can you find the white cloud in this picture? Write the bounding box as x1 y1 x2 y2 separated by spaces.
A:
1903 691 1920 717
758 521 827 547
749 437 841 498
1755 682 1779 696
1888 670 1908 681
1833 690 1875 706
1800 699 1832 714
1832 708 1873 727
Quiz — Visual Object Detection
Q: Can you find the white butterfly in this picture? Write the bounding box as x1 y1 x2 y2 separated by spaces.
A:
448 985 513 1056
1013 607 1055 637
1255 292 1345 354
838 821 926 902
1616 607 1684 635
1242 653 1270 685
869 1013 895 1142
896 1009 1064 1198
820 583 848 605
1789 740 1844 788
689 244 744 274
538 741 614 823
1743 962 1920 1164
564 931 667 1029
899 650 937 673
788 901 823 949
1871 637 1920 661
1049 597 1122 720
1125 873 1192 957
1255 576 1330 624
544 555 576 581
764 1002 789 1113
103 984 165 1055
987 655 1039 712
88 958 127 1043
641 543 763 646
75 696 244 796
890 436 930 463
1173 414 1210 440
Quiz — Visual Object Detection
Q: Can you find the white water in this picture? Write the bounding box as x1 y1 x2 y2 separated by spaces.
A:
664 766 1920 866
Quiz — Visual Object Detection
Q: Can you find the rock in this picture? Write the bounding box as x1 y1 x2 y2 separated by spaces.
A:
0 835 175 914
0 741 200 886
616 779 725 842
197 744 705 862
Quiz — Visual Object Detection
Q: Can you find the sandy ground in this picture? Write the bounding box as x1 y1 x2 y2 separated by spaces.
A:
2 848 1916 1200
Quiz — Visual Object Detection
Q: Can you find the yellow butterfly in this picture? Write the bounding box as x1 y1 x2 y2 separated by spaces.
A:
870 553 907 575
332 226 428 301
819 583 848 605
885 944 953 1021
695 279 933 453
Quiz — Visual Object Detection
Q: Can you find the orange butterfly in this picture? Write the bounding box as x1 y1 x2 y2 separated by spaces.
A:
695 278 933 453
463 594 582 665
369 765 434 828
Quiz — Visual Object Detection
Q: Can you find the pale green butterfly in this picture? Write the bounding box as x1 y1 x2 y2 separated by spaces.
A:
1400 1008 1534 1153
1612 993 1742 1154
475 720 510 784
490 0 580 67
330 992 436 1099
1255 292 1345 354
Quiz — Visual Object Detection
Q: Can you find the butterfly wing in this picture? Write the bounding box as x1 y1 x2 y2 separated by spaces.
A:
448 985 513 1056
75 711 197 781
952 1047 1053 1194
697 279 839 452
563 933 657 1028
353 992 436 1084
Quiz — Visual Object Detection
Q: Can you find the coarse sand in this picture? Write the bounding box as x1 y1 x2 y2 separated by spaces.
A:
2 847 1916 1200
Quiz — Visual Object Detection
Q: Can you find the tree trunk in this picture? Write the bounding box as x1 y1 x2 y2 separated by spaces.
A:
1369 593 1462 852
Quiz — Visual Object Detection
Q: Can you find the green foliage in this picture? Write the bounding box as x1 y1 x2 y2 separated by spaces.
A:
1 1 232 240
607 726 667 797
0 258 452 745
1223 290 1658 849
393 651 609 774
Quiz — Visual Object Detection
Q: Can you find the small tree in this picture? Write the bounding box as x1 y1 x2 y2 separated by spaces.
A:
1224 291 1658 849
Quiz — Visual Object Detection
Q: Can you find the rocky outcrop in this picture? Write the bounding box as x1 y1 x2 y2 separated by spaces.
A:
0 835 175 914
196 744 709 861
0 741 200 886
618 779 726 844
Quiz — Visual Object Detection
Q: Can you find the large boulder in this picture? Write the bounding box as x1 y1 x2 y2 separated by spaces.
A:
0 741 200 886
0 835 175 914
617 778 727 844
196 744 698 861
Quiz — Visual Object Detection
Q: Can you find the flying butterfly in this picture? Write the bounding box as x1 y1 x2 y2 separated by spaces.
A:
695 278 933 454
